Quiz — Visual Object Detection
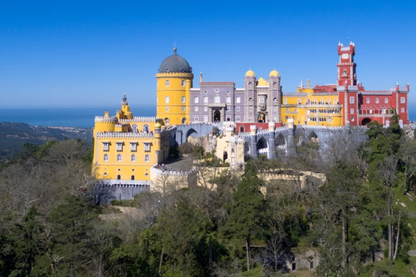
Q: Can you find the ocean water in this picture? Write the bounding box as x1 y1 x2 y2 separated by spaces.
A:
0 106 156 128
0 106 414 128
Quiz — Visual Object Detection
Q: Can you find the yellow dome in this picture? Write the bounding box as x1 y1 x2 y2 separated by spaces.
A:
154 122 161 129
269 69 279 77
245 69 255 77
256 77 269 86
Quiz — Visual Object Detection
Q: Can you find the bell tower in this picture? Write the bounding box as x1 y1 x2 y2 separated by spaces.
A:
337 42 357 86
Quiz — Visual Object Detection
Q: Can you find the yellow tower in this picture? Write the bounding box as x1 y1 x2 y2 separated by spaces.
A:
156 47 193 125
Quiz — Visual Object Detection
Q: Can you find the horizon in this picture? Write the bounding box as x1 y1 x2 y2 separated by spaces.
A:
0 0 415 109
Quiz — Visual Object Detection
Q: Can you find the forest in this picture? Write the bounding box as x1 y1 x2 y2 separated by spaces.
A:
1 116 416 277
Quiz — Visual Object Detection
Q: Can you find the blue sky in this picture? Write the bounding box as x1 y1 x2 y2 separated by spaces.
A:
0 0 415 108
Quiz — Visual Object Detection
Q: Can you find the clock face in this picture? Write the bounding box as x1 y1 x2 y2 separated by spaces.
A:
342 53 349 59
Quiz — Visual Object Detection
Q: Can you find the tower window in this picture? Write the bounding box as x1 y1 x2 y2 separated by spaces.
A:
284 99 287 104
401 108 405 113
376 98 379 104
194 116 199 121
236 106 240 111
195 106 198 112
194 96 199 103
165 106 169 111
226 96 231 103
401 97 405 103
116 142 123 151
102 142 109 151
204 96 208 103
131 154 136 162
181 96 185 103
165 80 169 87
145 154 150 162
181 80 185 87
349 97 354 104
342 69 348 77
104 154 108 162
182 106 185 111
132 124 138 133
117 175 121 180
117 154 122 162
130 142 137 151
164 118 169 124
385 98 388 104
143 124 149 133
165 96 170 103
366 98 370 104
131 175 135 180
236 96 241 103
214 96 220 103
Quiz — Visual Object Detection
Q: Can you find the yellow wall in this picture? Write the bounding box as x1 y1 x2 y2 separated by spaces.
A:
156 72 193 125
281 84 343 126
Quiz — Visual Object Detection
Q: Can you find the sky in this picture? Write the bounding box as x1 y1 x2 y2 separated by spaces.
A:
0 0 415 109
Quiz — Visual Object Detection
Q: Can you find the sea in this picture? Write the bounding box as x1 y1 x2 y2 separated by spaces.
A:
0 107 155 128
0 106 414 128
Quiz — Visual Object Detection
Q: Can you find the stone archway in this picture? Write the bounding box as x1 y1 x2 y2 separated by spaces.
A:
213 110 221 122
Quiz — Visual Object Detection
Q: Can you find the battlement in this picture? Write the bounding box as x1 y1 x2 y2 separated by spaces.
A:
96 132 155 139
119 117 156 123
95 116 118 123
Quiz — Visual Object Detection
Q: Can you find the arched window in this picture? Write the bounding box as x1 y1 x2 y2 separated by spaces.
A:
376 98 379 104
366 98 370 104
131 175 135 180
236 116 241 122
240 126 245 132
329 117 333 123
249 97 253 102
181 96 185 103
226 96 231 103
104 154 108 161
194 96 199 103
165 106 169 111
143 124 149 133
334 98 338 104
214 96 220 103
342 69 348 76
297 98 301 104
385 98 388 104
164 118 169 125
131 154 136 162
132 124 138 133
204 96 208 103
104 172 107 176
327 98 330 104
145 154 150 162
165 80 169 87
181 118 186 124
165 96 169 103
284 99 287 104
117 154 122 162
117 175 121 180
181 80 185 87
236 96 241 103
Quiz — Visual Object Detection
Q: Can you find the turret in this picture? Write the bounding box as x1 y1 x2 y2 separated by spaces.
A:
249 125 258 159
268 122 276 159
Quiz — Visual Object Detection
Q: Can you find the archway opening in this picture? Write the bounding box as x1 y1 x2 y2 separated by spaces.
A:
257 137 267 150
223 151 228 161
181 118 186 124
213 110 221 122
307 131 319 143
362 118 372 125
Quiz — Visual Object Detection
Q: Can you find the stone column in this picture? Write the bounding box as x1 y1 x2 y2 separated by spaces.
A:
287 118 295 155
208 107 212 123
249 125 258 159
268 122 276 159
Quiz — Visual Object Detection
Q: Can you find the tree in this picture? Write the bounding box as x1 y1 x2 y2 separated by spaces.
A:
224 161 268 272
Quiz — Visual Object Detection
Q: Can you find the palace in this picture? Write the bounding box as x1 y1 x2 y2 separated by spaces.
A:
92 42 410 198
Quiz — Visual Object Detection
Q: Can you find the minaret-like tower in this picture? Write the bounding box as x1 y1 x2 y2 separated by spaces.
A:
337 42 357 86
268 69 281 123
156 47 194 125
244 70 256 122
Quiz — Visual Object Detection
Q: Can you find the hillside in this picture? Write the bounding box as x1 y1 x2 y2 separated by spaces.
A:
0 122 93 163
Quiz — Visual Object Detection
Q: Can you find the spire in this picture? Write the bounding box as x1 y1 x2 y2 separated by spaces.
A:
173 42 177 54
300 79 303 88
122 93 128 105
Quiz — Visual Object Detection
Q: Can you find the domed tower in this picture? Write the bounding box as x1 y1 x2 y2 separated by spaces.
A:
156 47 194 125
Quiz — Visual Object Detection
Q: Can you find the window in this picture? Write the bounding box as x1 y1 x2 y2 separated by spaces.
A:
214 96 220 103
297 98 301 104
204 106 208 111
144 143 151 151
401 97 406 103
182 106 185 111
236 106 240 111
226 116 231 121
143 124 149 133
349 96 355 104
131 154 136 162
132 124 138 133
376 98 379 104
194 116 199 121
181 118 186 124
130 142 137 151
203 115 208 122
327 98 330 104
165 106 169 111
165 96 169 103
195 106 198 112
236 96 241 103
204 96 208 103
249 97 253 103
401 108 405 113
334 98 338 104
181 80 185 87
226 96 231 103
366 98 370 104
385 98 388 104
131 175 135 180
342 69 348 76
103 172 107 176
350 108 354 114
116 142 123 151
117 154 122 162
236 116 241 122
165 80 169 87
329 117 333 123
181 96 185 103
103 142 109 151
351 117 355 122
104 154 108 161
260 97 265 103
204 90 207 94
144 154 150 162
195 96 199 103
249 82 252 88
117 175 121 180
164 118 169 124
273 82 277 87
284 99 287 104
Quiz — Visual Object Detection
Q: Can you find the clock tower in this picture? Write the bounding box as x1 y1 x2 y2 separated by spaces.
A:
337 42 357 86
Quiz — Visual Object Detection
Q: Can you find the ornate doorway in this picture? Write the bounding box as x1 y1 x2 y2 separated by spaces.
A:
213 110 221 122
258 112 266 123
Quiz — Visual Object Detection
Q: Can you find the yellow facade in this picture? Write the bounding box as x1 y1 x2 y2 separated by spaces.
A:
92 95 170 181
281 80 343 126
156 72 193 125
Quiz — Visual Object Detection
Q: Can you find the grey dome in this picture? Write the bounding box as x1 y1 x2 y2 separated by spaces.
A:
158 48 192 73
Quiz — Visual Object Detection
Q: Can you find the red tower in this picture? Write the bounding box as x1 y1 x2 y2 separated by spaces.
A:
337 42 357 86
